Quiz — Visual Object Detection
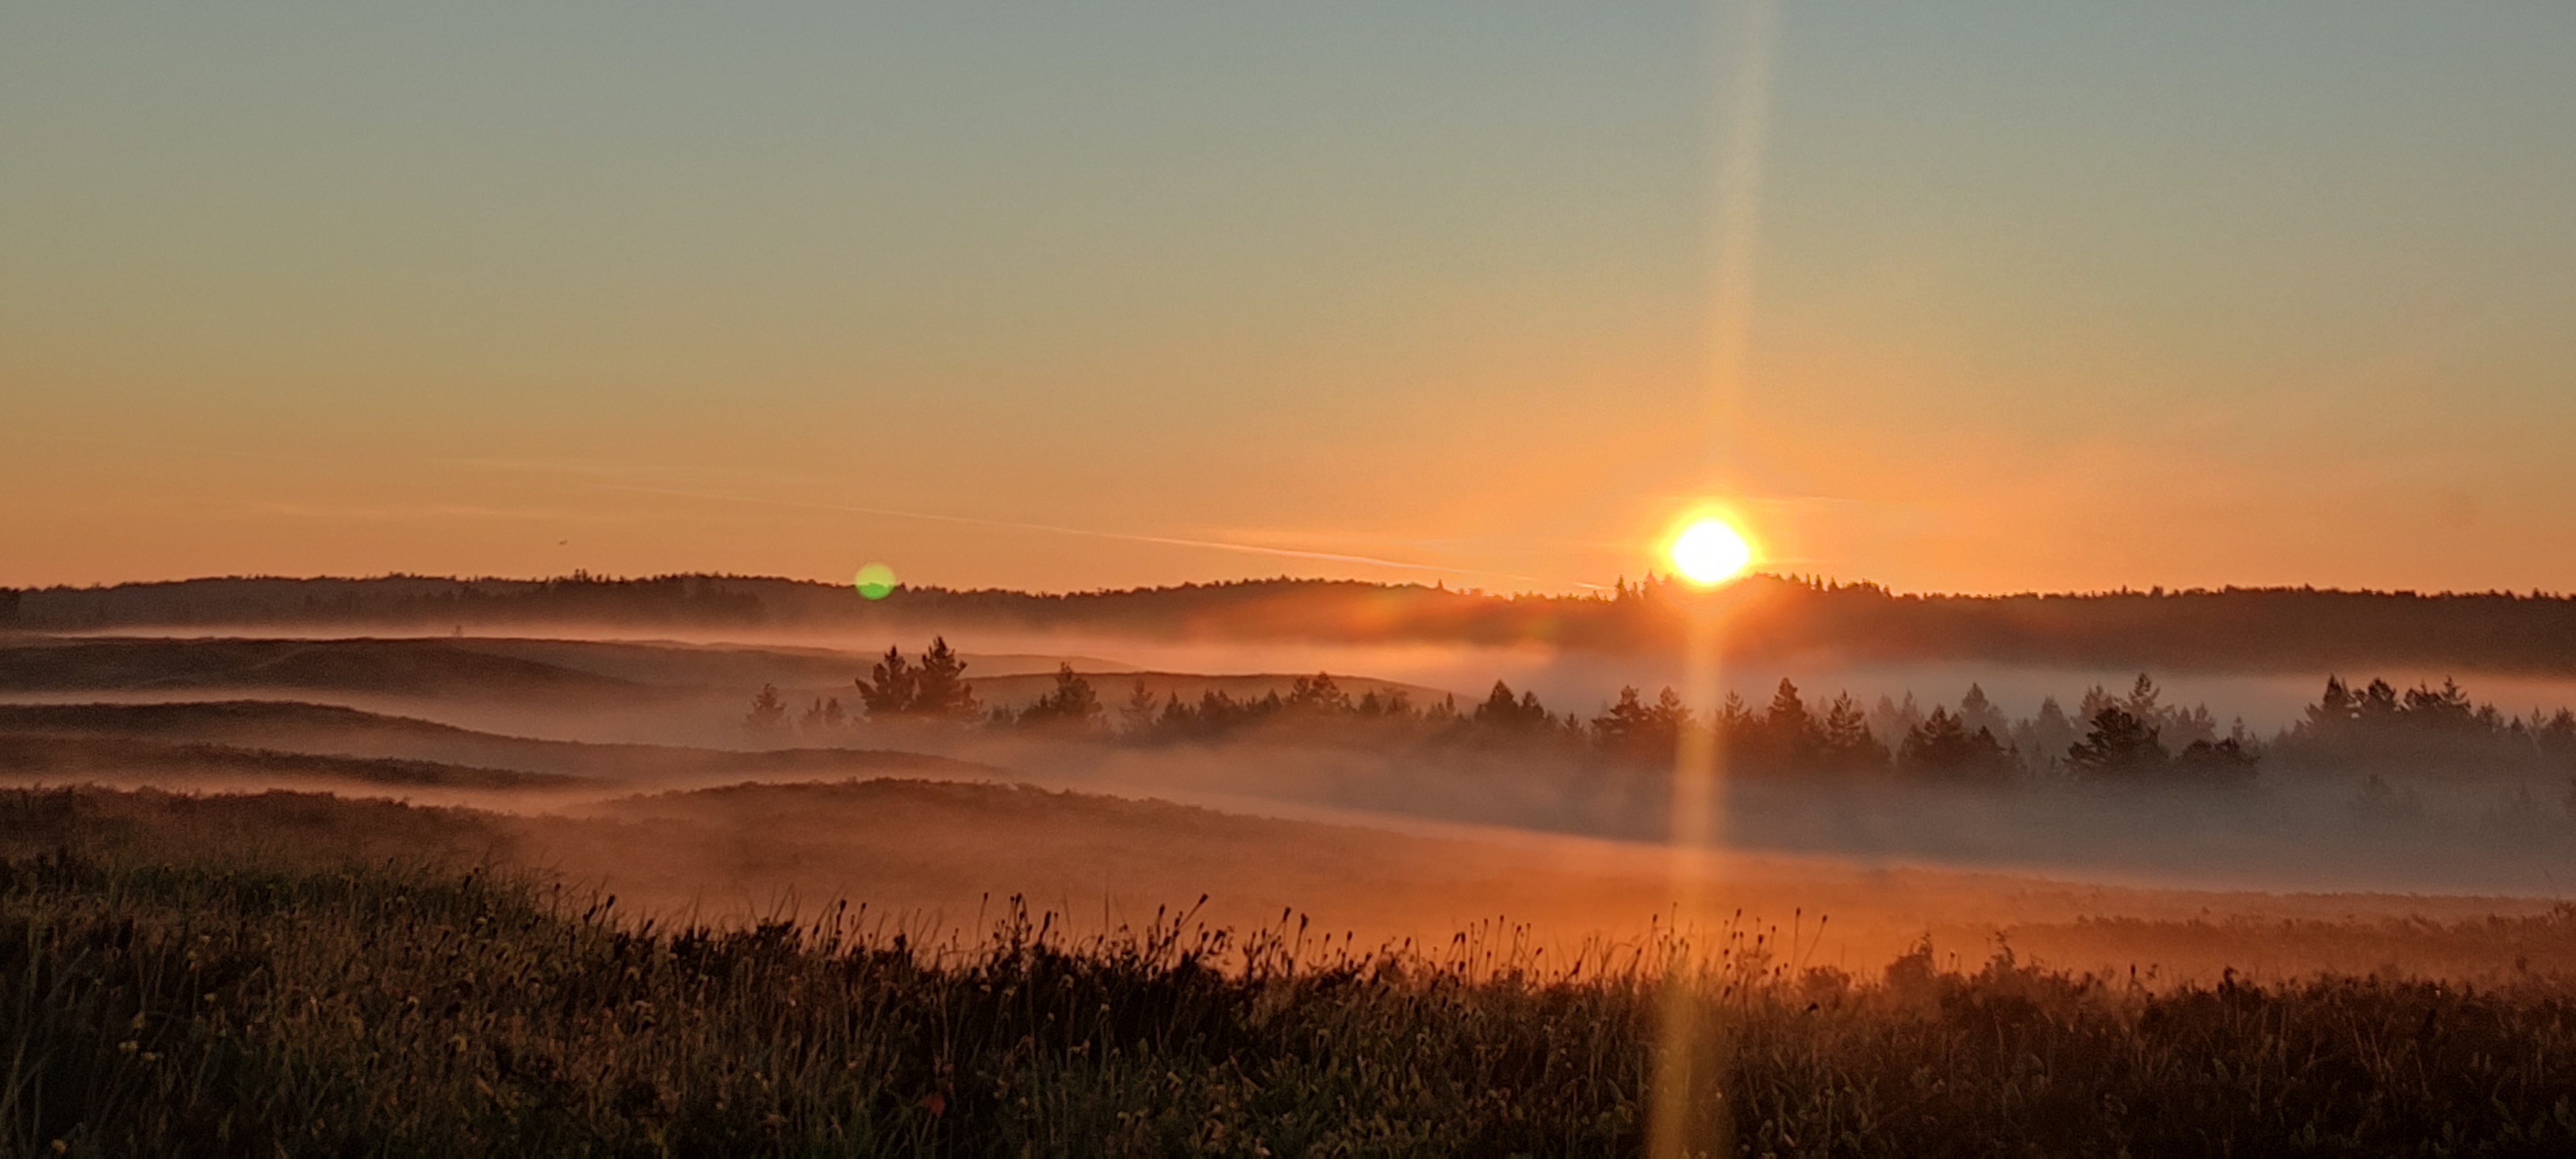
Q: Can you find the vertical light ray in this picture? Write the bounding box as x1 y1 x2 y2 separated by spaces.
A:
1698 0 1779 476
1650 2 1778 1156
1647 602 1731 1158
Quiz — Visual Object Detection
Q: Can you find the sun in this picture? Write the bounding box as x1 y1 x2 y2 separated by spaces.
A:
1667 516 1754 586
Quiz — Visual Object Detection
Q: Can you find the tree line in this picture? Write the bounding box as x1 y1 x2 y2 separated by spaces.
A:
22 574 2576 679
2273 675 2576 776
747 642 2576 789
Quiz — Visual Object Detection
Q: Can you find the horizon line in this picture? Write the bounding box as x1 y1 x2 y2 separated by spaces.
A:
10 570 2571 605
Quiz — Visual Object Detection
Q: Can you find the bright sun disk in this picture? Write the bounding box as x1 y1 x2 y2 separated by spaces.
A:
1668 517 1754 585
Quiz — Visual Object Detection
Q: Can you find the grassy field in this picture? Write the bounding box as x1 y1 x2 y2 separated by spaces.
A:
0 733 584 790
0 700 995 784
7 787 2576 1157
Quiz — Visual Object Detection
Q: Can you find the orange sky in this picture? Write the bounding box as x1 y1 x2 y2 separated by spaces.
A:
5 4 2570 596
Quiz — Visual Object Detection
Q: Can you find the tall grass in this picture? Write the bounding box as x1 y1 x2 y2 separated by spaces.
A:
6 849 2576 1157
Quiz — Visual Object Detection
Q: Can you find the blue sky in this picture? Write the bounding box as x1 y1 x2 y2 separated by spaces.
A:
5 2 2569 593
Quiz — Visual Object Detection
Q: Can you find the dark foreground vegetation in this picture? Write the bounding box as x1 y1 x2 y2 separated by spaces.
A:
8 805 2576 1155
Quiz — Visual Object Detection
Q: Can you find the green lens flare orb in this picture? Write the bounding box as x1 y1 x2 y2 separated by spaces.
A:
854 563 899 600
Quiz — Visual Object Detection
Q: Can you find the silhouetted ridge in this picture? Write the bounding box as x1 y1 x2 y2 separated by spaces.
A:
0 734 580 788
0 700 997 783
10 573 2576 674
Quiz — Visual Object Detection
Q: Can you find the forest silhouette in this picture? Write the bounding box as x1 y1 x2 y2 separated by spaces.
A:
15 572 2576 675
746 642 2576 793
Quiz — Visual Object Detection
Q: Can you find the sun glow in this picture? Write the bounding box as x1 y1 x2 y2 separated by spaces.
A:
1667 516 1754 586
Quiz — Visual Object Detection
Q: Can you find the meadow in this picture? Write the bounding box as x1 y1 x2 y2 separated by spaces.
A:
13 0 2570 1143
7 785 2576 1157
6 621 2576 1155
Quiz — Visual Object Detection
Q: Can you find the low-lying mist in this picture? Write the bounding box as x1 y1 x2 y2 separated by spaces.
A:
868 730 2569 898
37 619 2576 737
7 623 2574 988
8 780 2567 990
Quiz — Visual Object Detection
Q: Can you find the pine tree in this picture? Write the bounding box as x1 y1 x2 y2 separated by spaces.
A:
1474 681 1551 730
855 647 916 717
1761 678 1820 769
1955 683 2008 740
1818 692 1889 772
1286 671 1351 715
1156 692 1194 735
855 638 979 721
2011 697 2077 778
2303 677 2356 734
743 684 789 733
2067 704 2167 780
1590 686 1670 759
2355 678 2402 724
1119 680 1159 735
1869 693 1923 751
1899 707 2013 782
910 636 979 720
2121 673 2165 730
1017 663 1102 732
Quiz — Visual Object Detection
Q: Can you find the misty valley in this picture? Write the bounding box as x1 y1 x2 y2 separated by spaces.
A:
14 2 2574 1150
6 579 2576 1153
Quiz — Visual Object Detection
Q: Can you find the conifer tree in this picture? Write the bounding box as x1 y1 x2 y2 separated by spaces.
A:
1119 679 1159 735
743 683 789 732
910 636 980 720
1017 663 1102 732
855 647 916 717
2067 704 2167 779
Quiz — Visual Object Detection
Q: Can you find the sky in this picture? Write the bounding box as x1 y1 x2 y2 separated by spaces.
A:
5 2 2570 596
